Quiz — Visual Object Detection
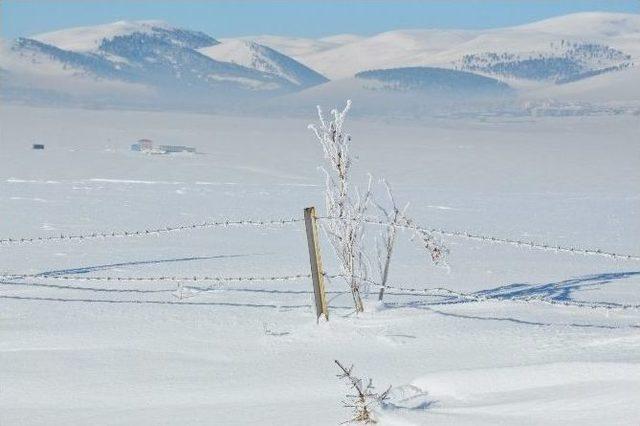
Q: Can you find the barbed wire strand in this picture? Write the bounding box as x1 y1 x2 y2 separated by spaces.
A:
323 273 640 311
2 272 637 311
0 273 311 282
2 215 638 261
319 217 640 261
0 218 304 246
372 281 640 311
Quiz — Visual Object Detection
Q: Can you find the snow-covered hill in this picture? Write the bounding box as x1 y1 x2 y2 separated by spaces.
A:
2 12 639 111
455 41 634 84
271 70 515 119
227 33 363 58
517 11 640 38
245 12 640 85
257 29 473 80
0 21 328 107
0 37 153 104
199 40 328 87
355 67 512 95
33 20 218 52
524 65 640 103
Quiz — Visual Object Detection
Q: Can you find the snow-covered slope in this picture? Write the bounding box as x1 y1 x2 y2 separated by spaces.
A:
1 21 329 107
355 67 512 95
199 40 328 87
283 29 476 79
381 363 640 425
239 12 640 84
33 20 217 52
456 42 633 84
228 33 360 58
517 11 640 38
524 65 640 103
273 70 515 119
3 12 640 111
318 33 365 45
0 37 154 103
3 36 290 99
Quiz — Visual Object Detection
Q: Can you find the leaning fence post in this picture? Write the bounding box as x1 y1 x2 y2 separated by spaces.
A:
304 206 329 321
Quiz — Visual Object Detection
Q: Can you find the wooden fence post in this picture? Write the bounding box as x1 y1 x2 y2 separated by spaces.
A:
304 206 329 321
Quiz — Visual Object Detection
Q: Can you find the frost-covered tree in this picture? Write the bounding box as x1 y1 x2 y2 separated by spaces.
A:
309 100 370 312
309 100 448 310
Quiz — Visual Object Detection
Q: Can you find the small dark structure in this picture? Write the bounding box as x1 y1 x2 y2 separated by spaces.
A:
158 145 196 153
130 139 196 154
32 144 45 150
131 139 154 152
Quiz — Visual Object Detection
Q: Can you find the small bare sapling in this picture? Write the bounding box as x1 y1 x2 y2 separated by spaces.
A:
373 179 407 301
335 360 391 424
374 180 449 302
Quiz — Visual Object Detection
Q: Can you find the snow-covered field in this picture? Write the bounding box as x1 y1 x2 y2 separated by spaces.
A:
1 104 639 425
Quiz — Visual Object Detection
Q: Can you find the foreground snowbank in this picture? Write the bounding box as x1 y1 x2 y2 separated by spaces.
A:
381 362 640 425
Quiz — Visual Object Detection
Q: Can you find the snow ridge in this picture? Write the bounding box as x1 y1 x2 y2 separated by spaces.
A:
199 40 328 87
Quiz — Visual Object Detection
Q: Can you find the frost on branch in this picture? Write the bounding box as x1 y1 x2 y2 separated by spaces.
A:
374 179 448 301
373 179 407 302
335 360 391 424
309 100 449 309
404 214 449 267
309 100 370 312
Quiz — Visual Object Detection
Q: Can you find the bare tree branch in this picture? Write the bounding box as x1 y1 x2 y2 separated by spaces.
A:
335 360 391 424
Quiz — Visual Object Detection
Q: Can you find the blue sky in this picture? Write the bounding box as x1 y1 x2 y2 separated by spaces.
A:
2 1 639 38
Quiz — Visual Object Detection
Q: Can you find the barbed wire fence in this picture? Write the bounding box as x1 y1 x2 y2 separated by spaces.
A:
2 215 636 261
1 211 640 317
0 218 304 245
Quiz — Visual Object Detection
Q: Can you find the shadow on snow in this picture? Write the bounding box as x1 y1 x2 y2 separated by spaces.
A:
1 270 639 328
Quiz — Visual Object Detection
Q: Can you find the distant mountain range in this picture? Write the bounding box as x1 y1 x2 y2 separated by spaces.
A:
1 21 325 104
1 12 639 112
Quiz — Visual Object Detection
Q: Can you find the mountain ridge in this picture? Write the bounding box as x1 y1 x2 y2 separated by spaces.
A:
1 12 638 111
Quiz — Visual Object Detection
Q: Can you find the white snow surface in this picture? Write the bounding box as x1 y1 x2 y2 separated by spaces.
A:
0 39 154 98
226 34 356 58
524 65 640 102
240 12 640 79
33 20 171 52
200 40 263 68
517 11 640 37
1 104 639 424
199 40 326 86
